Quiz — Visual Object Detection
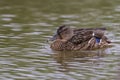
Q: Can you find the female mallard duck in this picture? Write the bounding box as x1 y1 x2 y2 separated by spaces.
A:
50 25 111 51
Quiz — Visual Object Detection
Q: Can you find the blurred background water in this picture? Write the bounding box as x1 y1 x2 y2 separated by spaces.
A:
0 0 120 80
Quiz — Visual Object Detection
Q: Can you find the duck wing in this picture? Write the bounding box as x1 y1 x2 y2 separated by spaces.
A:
68 30 93 44
68 29 106 44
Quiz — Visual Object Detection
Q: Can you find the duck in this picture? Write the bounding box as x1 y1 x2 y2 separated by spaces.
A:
50 25 111 51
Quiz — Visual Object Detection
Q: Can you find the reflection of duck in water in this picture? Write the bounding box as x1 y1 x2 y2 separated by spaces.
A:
52 50 107 72
53 50 106 63
50 25 111 51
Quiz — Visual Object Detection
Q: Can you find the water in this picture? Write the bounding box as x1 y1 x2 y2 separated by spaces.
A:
0 0 120 80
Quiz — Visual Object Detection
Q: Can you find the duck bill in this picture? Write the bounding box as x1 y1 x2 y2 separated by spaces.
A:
49 33 58 41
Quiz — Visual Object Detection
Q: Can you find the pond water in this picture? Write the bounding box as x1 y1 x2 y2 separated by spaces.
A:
0 0 120 80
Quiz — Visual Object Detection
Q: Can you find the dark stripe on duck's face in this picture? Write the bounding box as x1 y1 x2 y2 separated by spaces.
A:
57 30 63 39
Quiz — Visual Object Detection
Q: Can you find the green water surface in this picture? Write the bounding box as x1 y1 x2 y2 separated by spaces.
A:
0 0 120 80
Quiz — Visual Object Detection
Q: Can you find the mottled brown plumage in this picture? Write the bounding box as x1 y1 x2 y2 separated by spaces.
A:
50 25 111 51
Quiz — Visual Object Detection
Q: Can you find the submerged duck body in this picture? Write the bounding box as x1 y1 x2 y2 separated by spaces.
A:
50 25 111 51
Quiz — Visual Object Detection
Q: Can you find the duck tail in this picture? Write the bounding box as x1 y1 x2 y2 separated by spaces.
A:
106 40 111 43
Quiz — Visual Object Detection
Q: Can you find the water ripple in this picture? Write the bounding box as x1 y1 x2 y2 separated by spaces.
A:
0 0 120 80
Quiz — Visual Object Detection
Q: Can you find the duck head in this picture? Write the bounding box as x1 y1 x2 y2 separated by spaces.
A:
50 25 74 41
